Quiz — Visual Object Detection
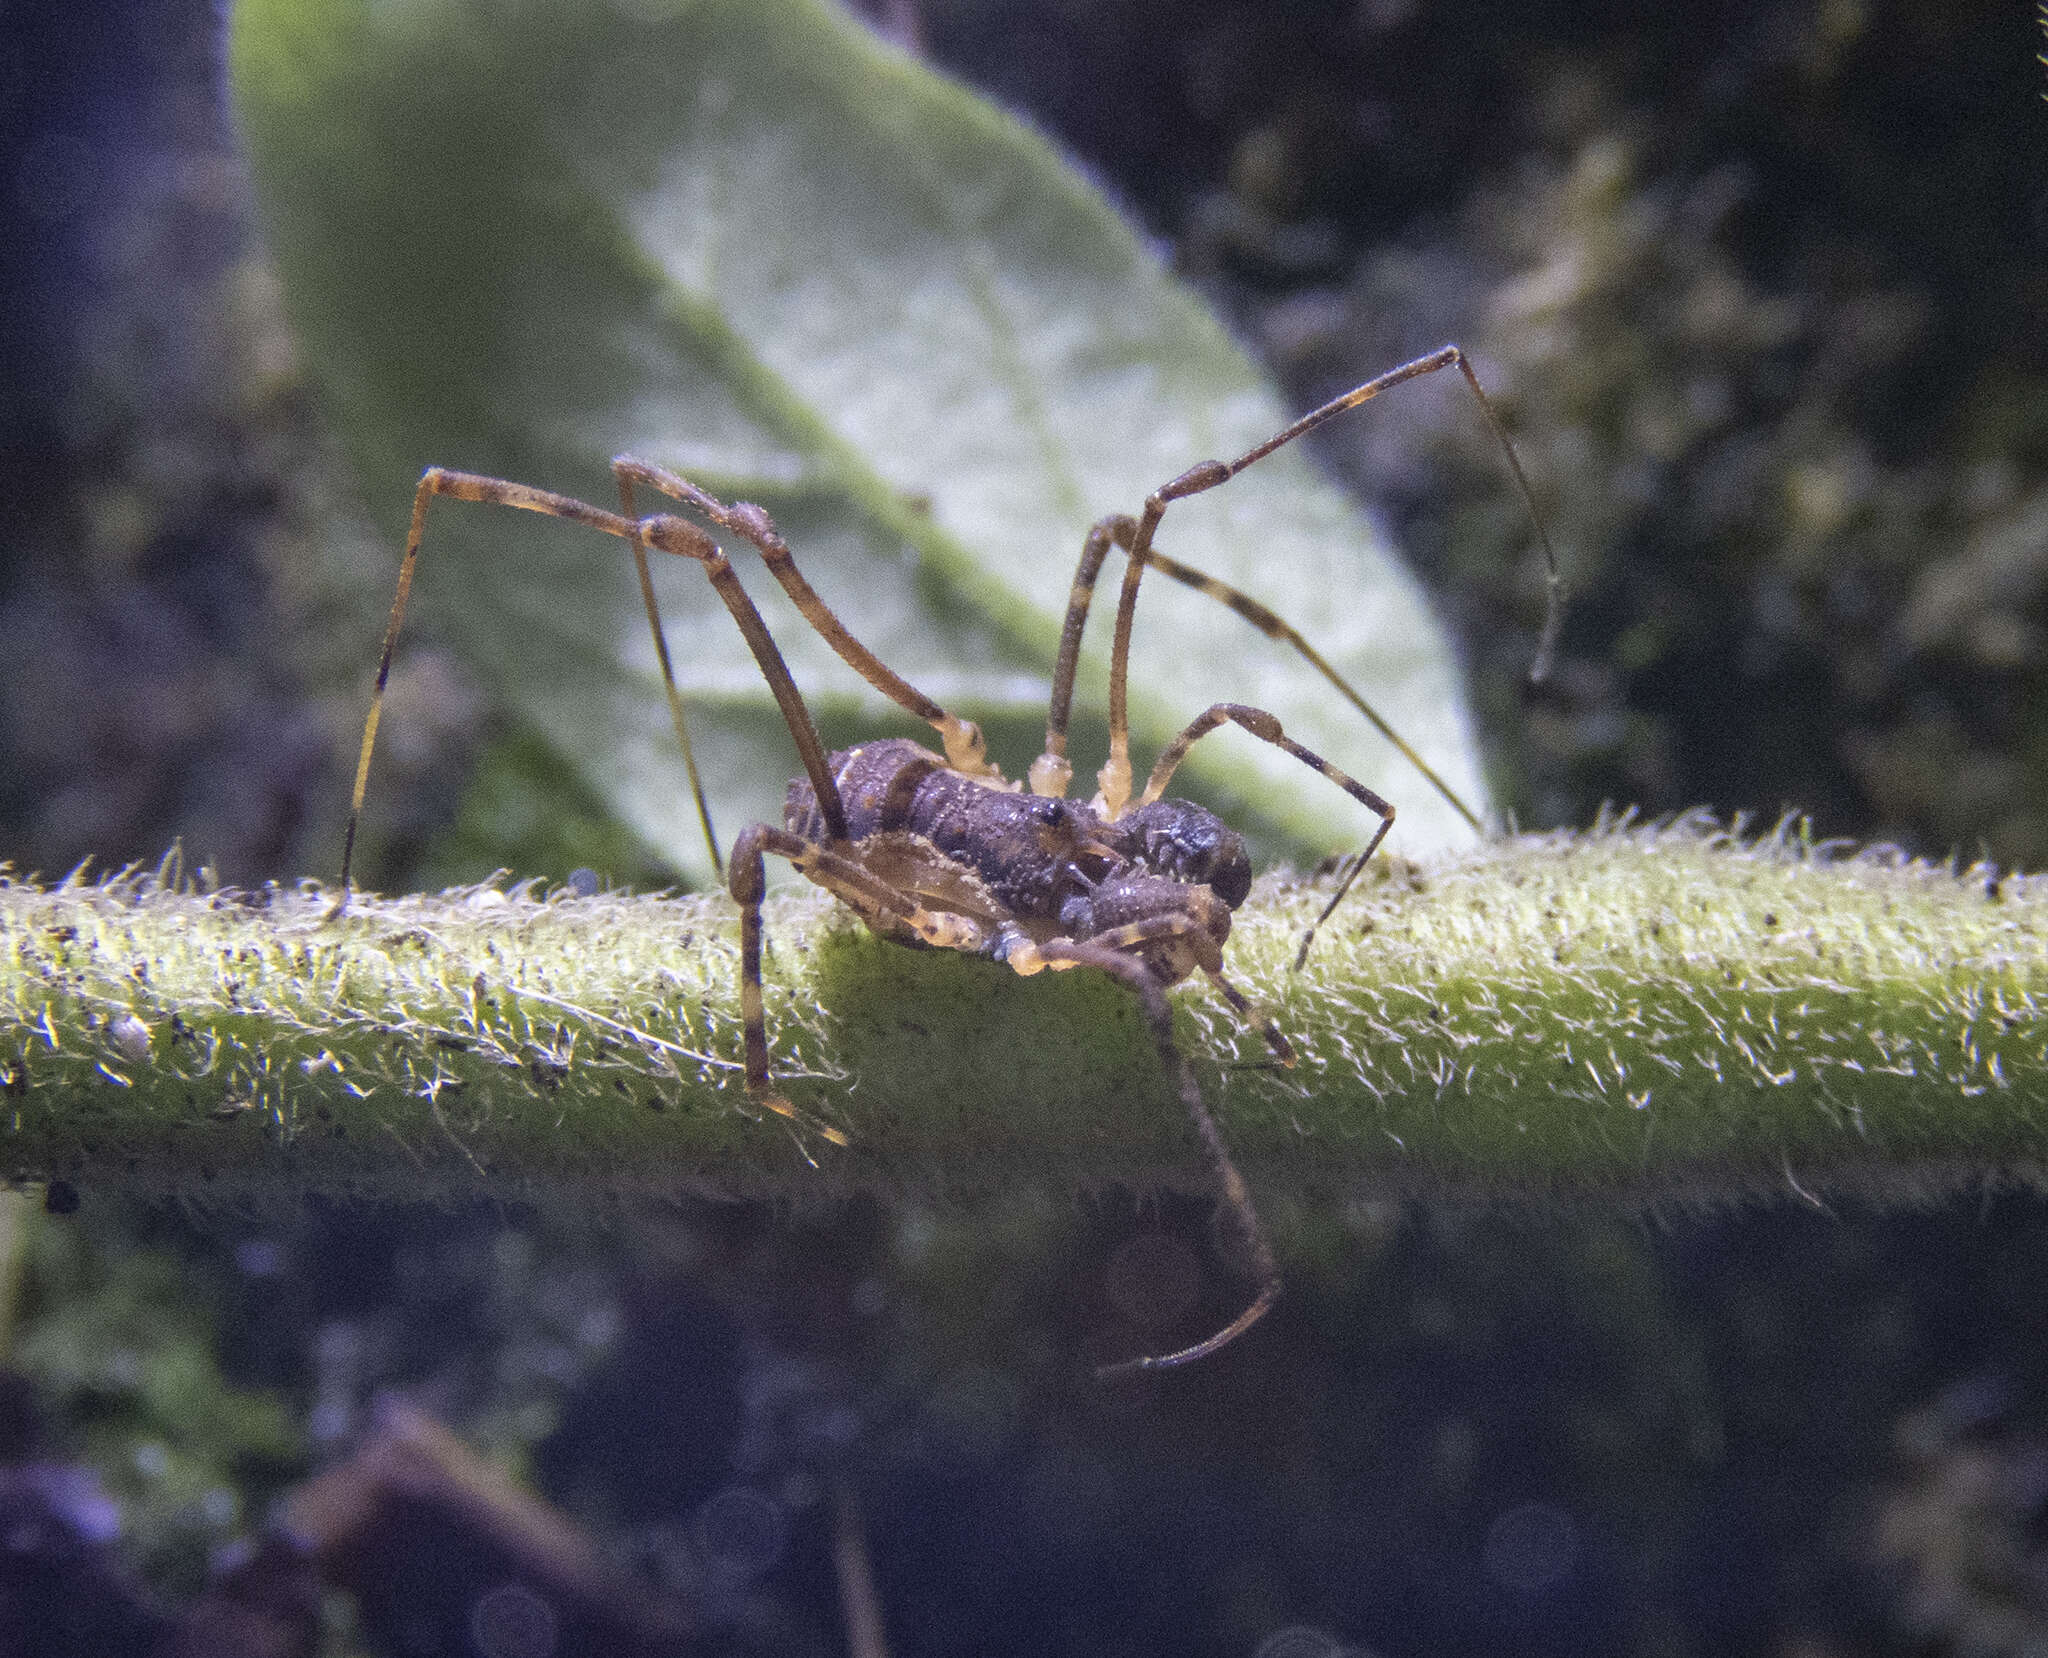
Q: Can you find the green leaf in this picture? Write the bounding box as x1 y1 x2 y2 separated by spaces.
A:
229 0 1486 888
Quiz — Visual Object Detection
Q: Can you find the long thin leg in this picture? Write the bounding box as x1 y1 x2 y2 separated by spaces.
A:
1030 514 1480 833
1009 907 1294 1066
336 469 855 907
1081 345 1562 820
1031 514 1133 799
637 513 854 842
615 471 722 879
1197 964 1295 1068
1012 933 1281 1377
613 458 999 781
727 824 851 1150
1137 547 1480 833
1138 702 1396 970
339 469 631 903
727 823 990 1143
1082 917 1294 1067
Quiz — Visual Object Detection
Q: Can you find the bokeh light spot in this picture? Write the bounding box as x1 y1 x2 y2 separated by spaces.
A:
693 1485 788 1577
1255 1625 1344 1658
469 1580 558 1658
1104 1232 1202 1331
1483 1501 1579 1592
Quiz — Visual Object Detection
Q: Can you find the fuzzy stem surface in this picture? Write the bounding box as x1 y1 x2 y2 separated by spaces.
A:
3 821 2045 1206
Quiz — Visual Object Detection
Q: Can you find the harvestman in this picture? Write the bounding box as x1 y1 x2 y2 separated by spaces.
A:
335 346 1562 1376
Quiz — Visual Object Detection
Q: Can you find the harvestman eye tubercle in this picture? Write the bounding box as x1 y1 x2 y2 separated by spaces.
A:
334 344 1562 1377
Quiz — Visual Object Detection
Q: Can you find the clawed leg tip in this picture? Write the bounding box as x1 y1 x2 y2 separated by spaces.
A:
753 1092 852 1149
1090 1281 1282 1380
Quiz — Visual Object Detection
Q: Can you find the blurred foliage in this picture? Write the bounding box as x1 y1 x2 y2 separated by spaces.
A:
9 0 2048 877
1879 1377 2048 1656
7 1197 301 1600
229 0 1491 890
405 722 676 897
16 1190 2048 1653
923 0 2048 865
8 1 2048 1653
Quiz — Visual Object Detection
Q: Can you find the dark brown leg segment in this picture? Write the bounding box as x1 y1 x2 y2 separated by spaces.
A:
1137 702 1396 970
338 470 646 904
728 821 998 1144
1016 933 1281 1377
613 458 997 780
1032 513 1134 799
727 824 786 1128
336 467 858 904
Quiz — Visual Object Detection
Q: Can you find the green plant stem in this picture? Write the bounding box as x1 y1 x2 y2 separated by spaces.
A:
3 822 2045 1207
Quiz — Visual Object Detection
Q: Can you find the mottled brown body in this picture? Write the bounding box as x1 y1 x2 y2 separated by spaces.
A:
784 738 1247 981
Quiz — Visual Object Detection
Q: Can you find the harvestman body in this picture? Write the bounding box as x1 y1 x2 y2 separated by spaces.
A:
336 346 1561 1377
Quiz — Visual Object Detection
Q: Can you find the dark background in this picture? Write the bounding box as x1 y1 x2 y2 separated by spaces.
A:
5 2 2048 1655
